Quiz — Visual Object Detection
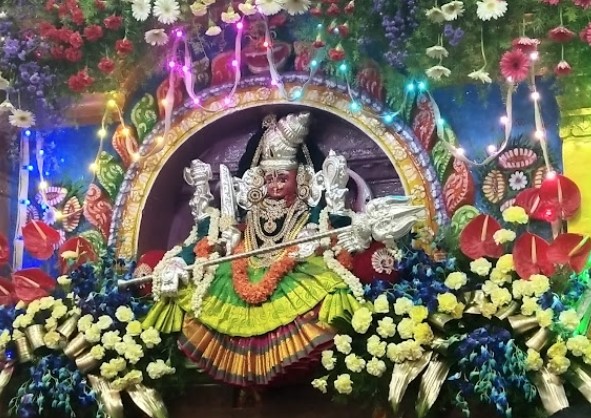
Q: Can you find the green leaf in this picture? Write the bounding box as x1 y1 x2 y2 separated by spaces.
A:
96 152 124 199
131 94 159 142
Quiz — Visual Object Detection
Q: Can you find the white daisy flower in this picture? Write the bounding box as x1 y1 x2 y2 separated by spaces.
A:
145 29 169 46
441 1 464 20
476 0 507 21
509 171 528 191
468 68 492 84
153 0 180 25
426 45 449 60
255 0 285 16
284 0 310 15
131 0 152 21
426 65 451 80
9 108 36 128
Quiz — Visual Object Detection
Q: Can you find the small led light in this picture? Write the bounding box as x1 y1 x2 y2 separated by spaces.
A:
534 130 545 140
24 129 31 136
107 99 117 109
161 98 168 106
383 114 394 124
168 61 176 69
122 127 130 136
500 115 509 125
339 63 347 72
98 128 107 138
175 30 183 38
531 91 540 101
38 180 48 190
310 60 318 68
417 81 426 90
546 170 557 180
182 65 189 72
89 163 98 172
437 118 445 126
54 210 63 220
193 97 200 105
350 101 360 112
231 59 238 67
131 153 141 162
455 147 465 156
155 136 164 144
236 21 244 30
486 144 497 154
530 51 539 61
292 89 303 99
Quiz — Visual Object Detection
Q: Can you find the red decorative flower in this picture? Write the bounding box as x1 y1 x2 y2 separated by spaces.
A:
580 23 591 45
328 44 345 61
541 0 560 4
50 45 64 59
103 15 123 30
45 0 56 11
548 26 575 43
554 60 572 76
115 39 133 55
326 3 340 15
98 57 115 74
83 25 104 42
68 31 83 48
511 37 540 54
21 221 61 261
574 0 591 8
459 214 504 260
38 21 58 39
58 27 74 43
64 47 83 62
499 49 531 82
95 0 106 10
67 69 94 93
310 3 322 16
344 0 355 13
71 8 85 25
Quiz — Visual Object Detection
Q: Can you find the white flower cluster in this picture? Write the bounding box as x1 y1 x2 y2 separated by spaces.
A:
191 252 220 318
323 250 364 301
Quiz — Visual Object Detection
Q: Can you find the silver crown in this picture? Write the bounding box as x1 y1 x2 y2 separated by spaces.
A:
258 112 311 171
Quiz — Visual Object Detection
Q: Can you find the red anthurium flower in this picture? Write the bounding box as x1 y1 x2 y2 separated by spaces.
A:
459 214 504 260
13 268 56 302
58 237 97 274
0 278 15 306
538 173 581 220
515 187 543 219
0 233 9 265
547 233 591 273
513 232 555 280
22 221 61 261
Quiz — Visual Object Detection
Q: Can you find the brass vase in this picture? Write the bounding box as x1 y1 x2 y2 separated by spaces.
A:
57 314 80 339
64 333 90 358
75 351 99 373
15 337 33 363
24 324 46 350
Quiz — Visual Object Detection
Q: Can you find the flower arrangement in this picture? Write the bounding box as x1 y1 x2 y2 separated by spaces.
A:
0 248 180 418
312 172 591 417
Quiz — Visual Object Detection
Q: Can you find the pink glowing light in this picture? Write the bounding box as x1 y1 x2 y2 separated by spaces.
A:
231 59 238 67
168 61 176 69
236 21 244 30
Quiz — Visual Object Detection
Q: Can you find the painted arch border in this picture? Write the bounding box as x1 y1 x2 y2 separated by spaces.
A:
109 74 447 258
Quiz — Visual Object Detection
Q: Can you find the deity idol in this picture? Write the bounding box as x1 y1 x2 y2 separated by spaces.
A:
142 111 424 388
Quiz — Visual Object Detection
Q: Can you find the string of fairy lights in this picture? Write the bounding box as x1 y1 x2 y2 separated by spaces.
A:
12 14 557 269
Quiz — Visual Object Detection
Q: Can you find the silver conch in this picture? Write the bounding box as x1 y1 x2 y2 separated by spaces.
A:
337 196 425 252
183 159 213 224
320 150 350 215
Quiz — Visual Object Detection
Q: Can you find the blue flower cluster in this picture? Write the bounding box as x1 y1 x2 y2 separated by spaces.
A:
364 248 456 313
10 354 95 418
372 0 419 68
68 250 150 322
443 24 465 47
449 326 536 418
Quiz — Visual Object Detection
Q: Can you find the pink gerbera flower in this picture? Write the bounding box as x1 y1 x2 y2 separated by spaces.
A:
580 23 591 45
541 0 560 4
511 36 540 54
548 26 575 43
500 49 531 82
554 60 572 76
574 0 591 8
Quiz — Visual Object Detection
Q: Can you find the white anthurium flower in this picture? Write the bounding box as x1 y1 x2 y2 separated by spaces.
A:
205 25 222 36
426 45 449 60
255 0 285 15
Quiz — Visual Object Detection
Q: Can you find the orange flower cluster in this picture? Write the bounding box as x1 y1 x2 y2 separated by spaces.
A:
336 249 353 270
232 243 298 305
194 239 212 258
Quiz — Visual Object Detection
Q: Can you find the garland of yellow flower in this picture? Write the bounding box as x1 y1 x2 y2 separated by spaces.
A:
232 242 298 305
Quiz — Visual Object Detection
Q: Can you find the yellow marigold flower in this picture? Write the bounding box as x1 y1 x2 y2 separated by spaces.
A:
444 272 467 290
525 349 543 371
548 356 570 375
502 206 528 224
470 258 492 276
496 254 515 274
536 308 554 328
547 341 567 359
437 293 458 314
413 322 434 345
409 305 428 323
493 229 516 245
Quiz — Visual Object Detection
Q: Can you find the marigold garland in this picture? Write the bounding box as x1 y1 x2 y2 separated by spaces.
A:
232 243 298 305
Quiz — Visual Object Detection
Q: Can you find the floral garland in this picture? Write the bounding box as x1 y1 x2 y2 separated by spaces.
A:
232 242 298 305
323 249 364 302
190 239 220 317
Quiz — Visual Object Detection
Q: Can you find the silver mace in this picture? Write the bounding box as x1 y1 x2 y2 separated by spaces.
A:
118 225 352 289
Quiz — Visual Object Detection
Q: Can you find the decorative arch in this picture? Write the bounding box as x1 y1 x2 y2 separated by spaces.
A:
109 74 446 258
